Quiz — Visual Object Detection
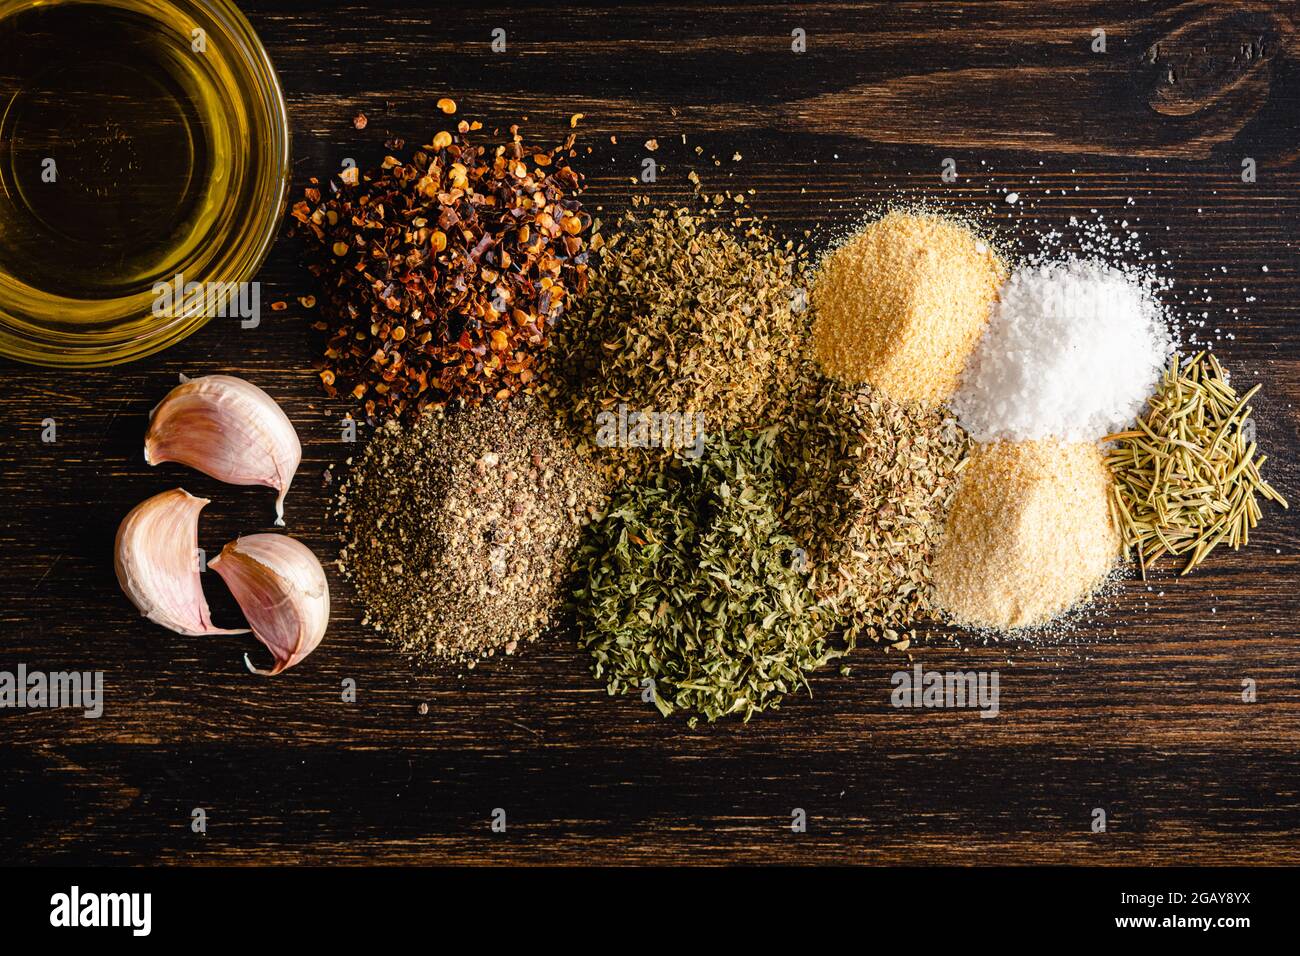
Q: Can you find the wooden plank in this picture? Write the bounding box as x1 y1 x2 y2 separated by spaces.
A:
1 0 1298 865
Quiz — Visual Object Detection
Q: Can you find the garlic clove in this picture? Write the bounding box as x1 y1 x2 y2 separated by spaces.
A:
144 375 302 526
209 534 329 676
114 488 250 637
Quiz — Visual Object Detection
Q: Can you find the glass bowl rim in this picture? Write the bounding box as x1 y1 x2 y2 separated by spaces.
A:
0 0 292 368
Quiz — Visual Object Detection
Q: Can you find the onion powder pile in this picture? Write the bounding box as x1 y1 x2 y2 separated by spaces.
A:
952 258 1173 442
933 439 1121 630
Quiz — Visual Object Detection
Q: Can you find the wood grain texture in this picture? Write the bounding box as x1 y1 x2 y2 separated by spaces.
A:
2 0 1299 865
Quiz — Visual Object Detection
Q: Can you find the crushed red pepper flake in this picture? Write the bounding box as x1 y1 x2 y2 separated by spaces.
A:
289 123 594 423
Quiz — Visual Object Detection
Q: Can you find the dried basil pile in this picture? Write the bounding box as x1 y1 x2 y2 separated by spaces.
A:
571 429 840 724
291 124 595 423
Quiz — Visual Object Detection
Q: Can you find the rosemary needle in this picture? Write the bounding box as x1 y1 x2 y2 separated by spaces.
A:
1104 352 1287 578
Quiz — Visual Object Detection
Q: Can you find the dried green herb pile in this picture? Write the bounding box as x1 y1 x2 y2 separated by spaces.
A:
778 373 970 650
571 429 840 724
336 399 604 665
1105 351 1288 576
290 123 594 423
544 205 809 476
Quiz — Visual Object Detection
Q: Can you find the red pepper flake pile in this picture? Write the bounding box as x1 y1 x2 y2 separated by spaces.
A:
289 123 595 423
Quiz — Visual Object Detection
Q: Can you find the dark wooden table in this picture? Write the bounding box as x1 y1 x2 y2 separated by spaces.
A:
3 0 1298 866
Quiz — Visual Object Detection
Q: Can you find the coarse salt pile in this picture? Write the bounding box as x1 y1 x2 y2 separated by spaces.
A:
812 211 1007 406
932 440 1121 630
952 258 1173 442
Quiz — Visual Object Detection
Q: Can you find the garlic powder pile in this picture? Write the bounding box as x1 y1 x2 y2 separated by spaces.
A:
812 211 1006 406
952 259 1173 442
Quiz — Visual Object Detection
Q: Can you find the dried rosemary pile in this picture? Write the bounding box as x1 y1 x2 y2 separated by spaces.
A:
291 122 594 423
571 429 840 724
778 372 970 649
543 205 809 478
336 399 605 666
1105 351 1288 576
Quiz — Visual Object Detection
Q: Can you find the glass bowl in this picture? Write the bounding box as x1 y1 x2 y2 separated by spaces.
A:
0 0 290 367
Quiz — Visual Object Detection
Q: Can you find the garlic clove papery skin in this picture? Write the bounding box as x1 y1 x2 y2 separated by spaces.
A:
144 375 302 526
114 488 250 637
209 534 329 676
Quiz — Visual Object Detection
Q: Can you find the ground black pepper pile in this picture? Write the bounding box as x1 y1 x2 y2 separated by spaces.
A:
336 399 605 665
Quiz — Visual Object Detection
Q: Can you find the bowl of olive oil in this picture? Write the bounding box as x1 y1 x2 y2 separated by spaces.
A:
0 0 290 366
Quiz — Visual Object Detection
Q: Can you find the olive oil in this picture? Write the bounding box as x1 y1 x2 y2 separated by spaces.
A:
0 0 289 365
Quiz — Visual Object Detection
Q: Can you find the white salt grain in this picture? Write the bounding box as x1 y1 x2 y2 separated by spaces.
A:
952 259 1173 442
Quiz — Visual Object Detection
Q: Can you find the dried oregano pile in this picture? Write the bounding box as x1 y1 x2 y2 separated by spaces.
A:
543 205 809 476
336 399 604 665
571 429 841 724
778 372 970 650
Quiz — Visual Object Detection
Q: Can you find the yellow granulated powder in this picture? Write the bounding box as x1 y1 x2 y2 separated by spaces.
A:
811 211 1006 406
932 440 1121 630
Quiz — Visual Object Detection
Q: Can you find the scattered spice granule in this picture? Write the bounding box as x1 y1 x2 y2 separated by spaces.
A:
336 398 605 666
932 440 1121 630
811 211 1007 406
353 112 367 130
